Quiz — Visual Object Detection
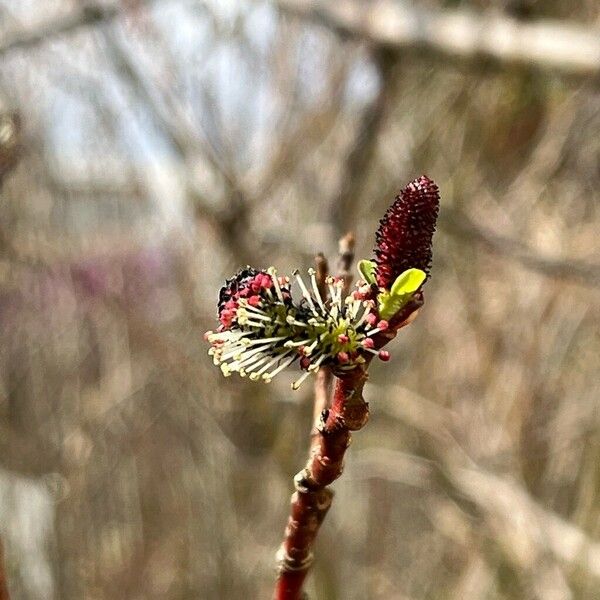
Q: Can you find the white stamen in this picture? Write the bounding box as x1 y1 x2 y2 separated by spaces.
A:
362 347 379 356
291 370 313 390
303 339 318 356
256 352 288 377
264 353 296 380
354 303 373 329
327 278 336 302
243 355 271 374
223 344 269 368
308 352 326 372
239 318 269 329
235 352 269 371
237 309 272 322
268 267 285 303
284 338 311 348
286 315 308 328
308 268 327 313
207 330 252 343
218 345 249 361
366 327 385 337
349 297 362 320
243 336 286 346
333 280 343 307
237 301 269 316
294 270 319 316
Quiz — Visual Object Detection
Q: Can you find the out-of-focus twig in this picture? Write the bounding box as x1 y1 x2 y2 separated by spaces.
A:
276 0 600 80
330 46 397 238
0 113 21 184
0 109 22 600
99 26 262 265
440 207 600 287
336 232 355 296
371 389 600 585
0 1 170 56
355 445 600 584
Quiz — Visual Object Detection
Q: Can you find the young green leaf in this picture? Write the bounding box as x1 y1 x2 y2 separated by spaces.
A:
357 259 377 285
390 268 426 297
377 268 426 320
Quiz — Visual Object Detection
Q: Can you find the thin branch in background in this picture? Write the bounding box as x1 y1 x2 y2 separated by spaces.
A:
370 389 600 584
330 46 397 239
0 4 116 55
439 207 600 287
3 0 600 83
276 0 600 81
0 0 170 57
0 109 22 600
336 231 355 295
99 24 263 265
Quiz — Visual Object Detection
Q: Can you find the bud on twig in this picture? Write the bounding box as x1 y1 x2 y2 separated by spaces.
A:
374 175 440 289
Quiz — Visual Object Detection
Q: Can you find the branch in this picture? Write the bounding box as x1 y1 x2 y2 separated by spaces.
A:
0 4 118 55
0 539 9 600
440 207 600 287
0 0 170 56
0 109 21 600
372 389 600 583
99 24 263 265
354 446 600 583
275 0 600 80
273 297 423 600
329 46 397 238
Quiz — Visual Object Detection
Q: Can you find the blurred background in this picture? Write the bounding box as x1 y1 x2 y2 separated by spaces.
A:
1 1 600 598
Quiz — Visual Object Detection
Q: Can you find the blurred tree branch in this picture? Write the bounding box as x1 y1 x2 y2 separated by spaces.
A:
366 389 600 587
355 446 600 586
98 24 264 265
275 0 600 80
3 0 600 84
329 47 397 238
0 2 138 55
439 207 600 287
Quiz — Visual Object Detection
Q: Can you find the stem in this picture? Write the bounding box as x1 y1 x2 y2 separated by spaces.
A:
274 366 369 600
0 539 10 600
273 296 424 600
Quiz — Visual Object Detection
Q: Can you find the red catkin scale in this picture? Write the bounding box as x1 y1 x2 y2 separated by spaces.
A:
374 175 440 289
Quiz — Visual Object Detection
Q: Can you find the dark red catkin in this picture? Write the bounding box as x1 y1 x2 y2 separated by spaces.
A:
374 175 440 289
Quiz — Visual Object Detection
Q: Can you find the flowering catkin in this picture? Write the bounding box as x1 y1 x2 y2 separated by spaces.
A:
374 176 440 289
206 268 390 388
206 176 440 387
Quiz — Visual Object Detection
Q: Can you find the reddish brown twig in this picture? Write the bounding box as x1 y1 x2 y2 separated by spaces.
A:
273 295 423 600
0 539 10 600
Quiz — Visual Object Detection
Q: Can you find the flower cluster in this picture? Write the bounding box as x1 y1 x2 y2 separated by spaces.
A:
205 268 392 389
205 175 440 388
374 175 439 289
